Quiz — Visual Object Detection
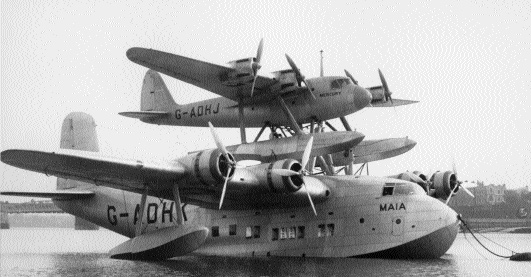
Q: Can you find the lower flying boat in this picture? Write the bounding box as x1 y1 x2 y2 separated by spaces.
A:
1 112 470 260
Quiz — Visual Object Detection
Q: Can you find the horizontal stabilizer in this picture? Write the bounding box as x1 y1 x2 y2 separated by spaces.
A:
370 98 419 107
110 225 208 260
119 111 170 119
0 190 94 200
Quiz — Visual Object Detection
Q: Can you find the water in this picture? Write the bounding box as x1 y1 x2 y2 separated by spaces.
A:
1 229 529 276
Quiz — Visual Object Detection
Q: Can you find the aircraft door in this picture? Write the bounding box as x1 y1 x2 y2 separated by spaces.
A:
391 217 404 236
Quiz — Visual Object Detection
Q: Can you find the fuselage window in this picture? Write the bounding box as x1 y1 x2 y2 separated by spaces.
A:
280 227 287 240
327 224 335 236
253 226 261 238
229 224 237 236
212 226 219 237
330 78 351 90
272 228 279 241
246 227 252 239
318 224 326 237
331 80 341 89
382 183 396 196
288 226 296 239
297 226 305 239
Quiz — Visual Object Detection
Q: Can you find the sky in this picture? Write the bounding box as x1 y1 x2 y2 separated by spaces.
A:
1 0 530 202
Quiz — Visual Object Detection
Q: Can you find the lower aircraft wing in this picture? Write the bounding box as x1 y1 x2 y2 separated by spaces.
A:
323 137 417 167
0 191 95 200
0 149 185 196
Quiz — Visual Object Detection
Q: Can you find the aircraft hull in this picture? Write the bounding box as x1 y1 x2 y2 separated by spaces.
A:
54 177 459 259
139 96 361 128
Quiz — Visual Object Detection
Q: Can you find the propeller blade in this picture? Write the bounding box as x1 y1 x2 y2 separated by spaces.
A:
208 122 230 161
218 167 231 210
303 182 317 216
302 79 316 100
461 185 475 198
344 69 358 85
272 168 299 177
250 39 264 98
445 183 460 205
285 54 304 86
378 69 393 104
250 75 258 97
256 38 264 63
301 136 314 169
285 54 316 100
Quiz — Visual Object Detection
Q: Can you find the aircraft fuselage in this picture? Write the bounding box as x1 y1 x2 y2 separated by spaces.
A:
55 176 459 258
142 77 371 128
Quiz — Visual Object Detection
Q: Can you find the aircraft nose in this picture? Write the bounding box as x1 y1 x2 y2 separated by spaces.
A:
353 86 372 110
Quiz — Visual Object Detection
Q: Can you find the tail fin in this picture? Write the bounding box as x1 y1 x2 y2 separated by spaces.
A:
57 112 98 190
141 69 178 111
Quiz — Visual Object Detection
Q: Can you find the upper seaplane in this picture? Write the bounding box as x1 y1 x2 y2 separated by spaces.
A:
1 112 467 260
121 39 418 144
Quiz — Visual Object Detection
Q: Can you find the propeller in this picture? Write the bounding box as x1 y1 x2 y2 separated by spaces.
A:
344 69 358 85
445 162 475 205
208 122 236 210
271 136 317 216
250 38 264 97
452 162 475 198
285 54 316 100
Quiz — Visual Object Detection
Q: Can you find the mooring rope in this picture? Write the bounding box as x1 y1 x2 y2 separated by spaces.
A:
462 228 488 259
459 215 515 258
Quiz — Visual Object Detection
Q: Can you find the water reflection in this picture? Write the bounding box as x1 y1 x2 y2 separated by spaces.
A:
2 230 530 277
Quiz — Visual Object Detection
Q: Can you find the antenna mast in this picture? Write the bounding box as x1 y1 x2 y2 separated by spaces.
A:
320 50 324 77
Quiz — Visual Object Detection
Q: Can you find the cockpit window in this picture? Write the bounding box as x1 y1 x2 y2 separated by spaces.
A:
382 183 395 196
382 183 424 196
330 78 351 89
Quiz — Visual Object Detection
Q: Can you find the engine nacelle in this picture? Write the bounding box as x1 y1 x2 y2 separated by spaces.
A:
250 159 304 193
271 70 298 92
430 171 458 200
179 149 235 187
412 171 428 182
390 172 428 193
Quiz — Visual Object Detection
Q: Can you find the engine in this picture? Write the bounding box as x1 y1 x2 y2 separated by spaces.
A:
178 149 235 187
430 171 458 200
412 171 428 182
250 159 304 193
390 172 429 192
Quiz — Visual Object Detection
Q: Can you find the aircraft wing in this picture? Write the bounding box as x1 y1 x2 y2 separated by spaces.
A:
126 48 279 102
320 137 417 167
370 98 419 107
0 191 95 200
0 149 185 195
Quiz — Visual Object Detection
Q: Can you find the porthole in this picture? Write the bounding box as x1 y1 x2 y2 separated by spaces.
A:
396 219 401 224
360 218 365 224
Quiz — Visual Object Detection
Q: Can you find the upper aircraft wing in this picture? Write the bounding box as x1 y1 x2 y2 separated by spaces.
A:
1 149 185 195
126 48 279 102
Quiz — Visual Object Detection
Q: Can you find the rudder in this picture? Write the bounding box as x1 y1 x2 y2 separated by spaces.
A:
141 69 178 111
